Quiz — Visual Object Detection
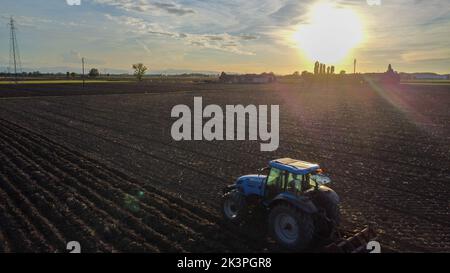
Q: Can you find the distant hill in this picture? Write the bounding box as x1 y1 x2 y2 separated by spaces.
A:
0 66 129 75
399 72 450 80
149 69 221 75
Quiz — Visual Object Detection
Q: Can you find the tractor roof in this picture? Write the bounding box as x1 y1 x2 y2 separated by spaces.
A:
269 158 320 175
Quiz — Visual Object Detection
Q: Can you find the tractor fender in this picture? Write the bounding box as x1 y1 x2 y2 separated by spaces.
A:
316 186 340 206
269 193 318 214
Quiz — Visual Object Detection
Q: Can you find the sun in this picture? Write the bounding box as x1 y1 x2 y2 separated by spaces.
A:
292 2 364 64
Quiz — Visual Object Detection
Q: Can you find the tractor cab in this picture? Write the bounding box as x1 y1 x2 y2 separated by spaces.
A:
263 158 330 201
224 158 331 203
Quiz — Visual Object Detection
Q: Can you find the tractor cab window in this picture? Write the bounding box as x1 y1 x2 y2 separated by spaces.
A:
287 173 302 195
265 168 285 199
301 174 312 190
266 168 282 188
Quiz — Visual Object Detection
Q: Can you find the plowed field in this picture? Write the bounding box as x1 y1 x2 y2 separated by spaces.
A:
0 81 449 252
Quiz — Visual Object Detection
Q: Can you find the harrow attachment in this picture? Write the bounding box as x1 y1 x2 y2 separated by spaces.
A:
324 225 378 253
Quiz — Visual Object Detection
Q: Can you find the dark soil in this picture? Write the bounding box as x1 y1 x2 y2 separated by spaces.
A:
0 81 448 252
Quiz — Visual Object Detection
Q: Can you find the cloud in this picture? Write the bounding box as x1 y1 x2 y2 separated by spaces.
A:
239 34 259 40
402 48 450 62
93 0 195 16
269 0 312 26
184 33 255 55
152 2 195 16
62 50 82 63
105 14 177 36
105 14 256 55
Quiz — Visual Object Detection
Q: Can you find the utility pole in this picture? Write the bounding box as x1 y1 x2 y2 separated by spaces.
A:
353 58 357 74
82 57 85 87
8 16 22 83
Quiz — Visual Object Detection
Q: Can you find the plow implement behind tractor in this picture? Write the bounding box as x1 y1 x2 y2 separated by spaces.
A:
324 226 378 253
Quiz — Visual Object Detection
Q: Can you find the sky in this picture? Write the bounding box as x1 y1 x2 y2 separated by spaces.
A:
0 0 449 74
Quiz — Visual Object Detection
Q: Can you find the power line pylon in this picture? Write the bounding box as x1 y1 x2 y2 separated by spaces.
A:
8 16 22 83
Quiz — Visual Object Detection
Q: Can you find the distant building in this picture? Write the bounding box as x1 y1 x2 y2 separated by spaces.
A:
219 72 276 84
364 64 400 84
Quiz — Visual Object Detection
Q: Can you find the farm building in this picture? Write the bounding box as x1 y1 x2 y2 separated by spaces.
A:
364 64 401 84
219 72 276 84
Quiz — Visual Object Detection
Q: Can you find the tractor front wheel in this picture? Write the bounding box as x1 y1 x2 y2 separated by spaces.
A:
222 190 247 224
268 203 314 251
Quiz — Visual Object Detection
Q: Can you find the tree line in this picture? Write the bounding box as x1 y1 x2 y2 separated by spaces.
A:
1 63 149 81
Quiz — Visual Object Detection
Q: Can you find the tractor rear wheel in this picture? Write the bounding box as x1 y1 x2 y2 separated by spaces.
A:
222 190 247 224
314 191 341 239
325 201 340 226
268 203 314 251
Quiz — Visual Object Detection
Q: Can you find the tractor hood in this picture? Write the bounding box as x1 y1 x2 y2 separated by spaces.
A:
236 174 267 184
235 175 266 196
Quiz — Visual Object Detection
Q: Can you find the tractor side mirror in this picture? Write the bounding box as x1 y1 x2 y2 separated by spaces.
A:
311 174 331 186
257 167 269 176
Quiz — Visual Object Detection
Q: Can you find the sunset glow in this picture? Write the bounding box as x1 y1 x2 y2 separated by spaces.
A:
293 2 364 64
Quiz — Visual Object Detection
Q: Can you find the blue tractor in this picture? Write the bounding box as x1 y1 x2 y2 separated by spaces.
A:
222 158 340 251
